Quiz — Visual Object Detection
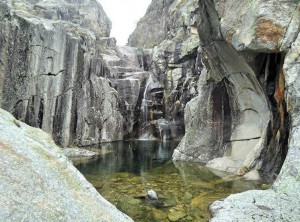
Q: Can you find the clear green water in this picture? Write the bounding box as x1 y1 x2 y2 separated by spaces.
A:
74 141 269 222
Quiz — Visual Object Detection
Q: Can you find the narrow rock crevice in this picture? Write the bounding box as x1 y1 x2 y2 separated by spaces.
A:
255 53 290 174
41 70 65 76
226 137 261 142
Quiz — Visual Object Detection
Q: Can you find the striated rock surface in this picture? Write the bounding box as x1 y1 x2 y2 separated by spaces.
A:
172 0 298 178
128 0 199 48
0 0 204 144
10 0 112 38
0 0 123 147
0 108 132 221
0 0 201 144
129 0 200 140
192 0 300 220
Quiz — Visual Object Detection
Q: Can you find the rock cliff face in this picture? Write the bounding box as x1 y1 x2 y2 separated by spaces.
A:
0 0 124 147
1 0 300 220
129 0 200 140
0 0 202 145
164 0 299 220
128 0 199 48
0 108 132 221
172 0 299 178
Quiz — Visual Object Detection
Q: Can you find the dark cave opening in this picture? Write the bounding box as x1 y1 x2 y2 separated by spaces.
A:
255 53 290 174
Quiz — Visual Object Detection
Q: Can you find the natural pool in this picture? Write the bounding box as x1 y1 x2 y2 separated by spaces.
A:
74 141 269 221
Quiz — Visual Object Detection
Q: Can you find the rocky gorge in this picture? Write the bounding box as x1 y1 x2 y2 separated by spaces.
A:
0 0 300 221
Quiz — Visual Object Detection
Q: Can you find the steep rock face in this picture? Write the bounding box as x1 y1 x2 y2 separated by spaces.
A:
7 0 111 37
0 0 203 144
212 75 299 219
210 31 300 218
215 0 300 52
0 0 123 146
173 0 298 177
128 0 170 48
129 0 200 140
0 108 132 221
96 42 152 139
128 0 198 48
172 0 300 220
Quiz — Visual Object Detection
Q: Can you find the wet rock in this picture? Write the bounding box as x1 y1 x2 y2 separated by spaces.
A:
163 196 177 207
173 0 293 178
151 209 167 222
129 0 200 140
236 166 250 177
205 0 300 220
0 0 201 143
0 108 132 221
243 170 261 181
206 157 243 174
173 40 270 169
63 147 98 158
274 26 300 197
147 189 159 200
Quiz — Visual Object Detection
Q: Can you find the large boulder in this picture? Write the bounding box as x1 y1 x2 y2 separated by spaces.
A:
0 108 132 221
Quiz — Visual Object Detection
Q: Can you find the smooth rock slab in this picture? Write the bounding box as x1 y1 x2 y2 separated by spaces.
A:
0 109 132 222
63 147 98 158
210 189 300 222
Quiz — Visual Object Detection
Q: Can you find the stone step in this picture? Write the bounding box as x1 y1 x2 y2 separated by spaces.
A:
115 66 142 73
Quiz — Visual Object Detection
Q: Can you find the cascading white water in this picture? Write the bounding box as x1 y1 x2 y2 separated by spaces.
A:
139 74 154 140
157 118 169 141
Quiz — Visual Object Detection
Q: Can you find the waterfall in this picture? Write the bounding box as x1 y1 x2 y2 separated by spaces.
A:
139 74 167 141
157 118 169 141
140 74 155 140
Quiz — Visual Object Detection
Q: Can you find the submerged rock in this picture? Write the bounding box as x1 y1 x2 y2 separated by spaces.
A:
147 189 159 200
0 108 132 221
168 209 186 222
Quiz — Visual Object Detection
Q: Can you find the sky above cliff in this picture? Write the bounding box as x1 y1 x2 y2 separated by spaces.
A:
98 0 151 45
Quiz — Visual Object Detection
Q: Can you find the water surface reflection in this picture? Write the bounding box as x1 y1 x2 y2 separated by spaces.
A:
74 141 267 221
76 140 176 175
